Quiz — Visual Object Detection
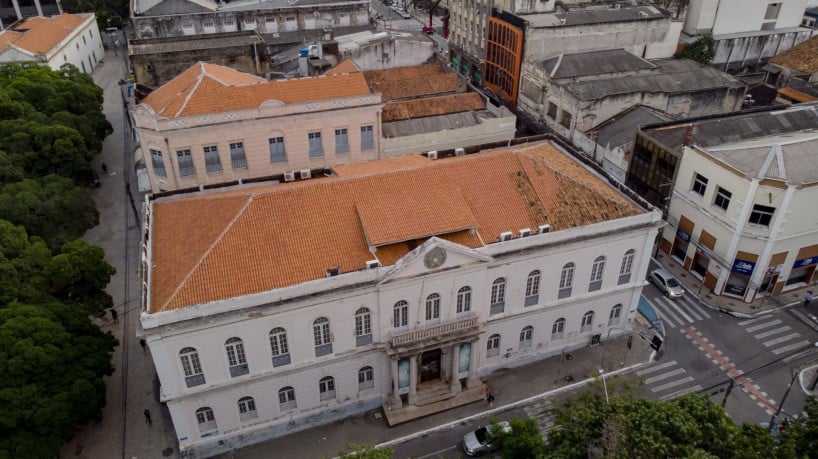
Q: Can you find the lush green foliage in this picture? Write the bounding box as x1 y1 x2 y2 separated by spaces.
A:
544 381 817 459
489 417 546 459
60 0 127 29
336 443 393 458
678 35 716 66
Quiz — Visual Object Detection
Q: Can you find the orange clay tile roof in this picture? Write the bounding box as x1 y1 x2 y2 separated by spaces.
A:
140 61 372 118
771 35 818 75
149 141 643 312
383 92 486 122
333 155 431 177
325 58 361 75
363 63 462 100
778 86 817 103
1 13 89 55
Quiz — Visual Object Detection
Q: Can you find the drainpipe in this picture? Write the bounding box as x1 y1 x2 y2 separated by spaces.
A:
164 137 181 190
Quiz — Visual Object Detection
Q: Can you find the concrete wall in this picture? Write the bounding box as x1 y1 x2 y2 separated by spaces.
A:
713 28 815 71
134 97 382 193
340 36 435 71
142 208 660 457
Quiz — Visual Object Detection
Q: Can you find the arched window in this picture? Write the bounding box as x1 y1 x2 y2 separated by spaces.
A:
559 263 575 298
486 334 501 357
426 293 441 321
225 337 248 377
180 347 205 387
195 407 217 433
581 311 595 333
525 270 541 306
457 286 472 314
269 327 291 367
519 326 533 349
278 386 297 410
354 308 372 346
319 376 336 401
393 300 409 328
490 278 506 314
609 304 622 326
237 396 257 421
313 318 332 357
619 250 635 284
589 256 606 291
551 318 566 340
358 366 374 391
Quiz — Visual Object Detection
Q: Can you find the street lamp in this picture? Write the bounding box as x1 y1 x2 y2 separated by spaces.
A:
597 367 610 404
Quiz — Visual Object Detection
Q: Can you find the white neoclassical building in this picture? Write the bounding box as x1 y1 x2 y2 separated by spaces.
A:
140 141 662 457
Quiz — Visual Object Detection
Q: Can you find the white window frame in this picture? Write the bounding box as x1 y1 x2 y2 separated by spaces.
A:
608 304 622 326
425 293 441 322
308 132 324 158
278 386 296 410
551 318 565 340
358 366 374 391
319 376 336 401
361 125 374 150
195 407 217 433
313 317 331 346
229 141 246 169
354 308 371 337
581 311 595 333
203 145 222 173
393 300 409 328
335 128 349 154
589 256 605 291
519 326 533 349
269 137 286 163
559 263 574 298
486 334 501 357
238 396 257 422
180 347 203 377
692 173 708 197
456 286 472 314
713 186 732 211
748 204 775 227
619 250 634 285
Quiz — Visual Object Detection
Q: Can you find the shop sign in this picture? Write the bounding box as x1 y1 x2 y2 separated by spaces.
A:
793 256 818 268
675 227 691 243
731 259 755 275
398 357 410 393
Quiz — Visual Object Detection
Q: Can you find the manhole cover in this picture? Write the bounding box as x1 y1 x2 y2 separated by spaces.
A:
564 375 575 382
162 447 175 457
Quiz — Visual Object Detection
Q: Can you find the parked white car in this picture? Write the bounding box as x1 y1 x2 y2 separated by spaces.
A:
462 421 511 456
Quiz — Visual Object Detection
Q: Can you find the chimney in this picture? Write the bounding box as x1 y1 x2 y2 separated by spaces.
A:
682 125 695 148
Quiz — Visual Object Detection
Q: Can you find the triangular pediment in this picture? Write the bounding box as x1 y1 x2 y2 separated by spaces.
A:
379 237 492 284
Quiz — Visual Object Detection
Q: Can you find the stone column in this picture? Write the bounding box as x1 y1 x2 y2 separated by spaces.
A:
466 339 481 389
390 357 402 410
450 343 462 394
408 353 419 404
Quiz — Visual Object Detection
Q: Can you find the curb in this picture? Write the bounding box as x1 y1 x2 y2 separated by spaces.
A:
368 351 655 452
798 364 818 396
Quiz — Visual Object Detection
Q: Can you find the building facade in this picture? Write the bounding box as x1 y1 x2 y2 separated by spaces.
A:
140 142 662 457
134 62 382 194
0 13 103 73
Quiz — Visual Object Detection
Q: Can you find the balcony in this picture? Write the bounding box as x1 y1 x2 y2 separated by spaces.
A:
391 315 481 350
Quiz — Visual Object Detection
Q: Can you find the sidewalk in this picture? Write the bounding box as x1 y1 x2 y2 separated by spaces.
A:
219 333 653 459
653 251 816 318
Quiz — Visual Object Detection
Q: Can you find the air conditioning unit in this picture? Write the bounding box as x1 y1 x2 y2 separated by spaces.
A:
454 148 465 157
499 231 513 242
427 151 438 160
326 266 340 277
283 171 296 182
365 260 380 269
299 169 312 180
519 228 531 238
538 224 551 234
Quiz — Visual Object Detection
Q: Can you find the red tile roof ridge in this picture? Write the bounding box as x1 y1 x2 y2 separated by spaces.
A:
157 194 255 312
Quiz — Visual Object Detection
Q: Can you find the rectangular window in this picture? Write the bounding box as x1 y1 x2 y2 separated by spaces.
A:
269 137 286 163
176 149 195 176
765 2 781 20
361 125 374 150
203 145 222 173
229 142 246 169
308 132 323 158
713 187 732 211
692 173 708 196
546 102 557 119
150 149 166 177
748 204 775 226
559 110 572 129
335 128 349 154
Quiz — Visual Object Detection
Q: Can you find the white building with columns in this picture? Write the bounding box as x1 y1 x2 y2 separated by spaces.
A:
140 141 662 457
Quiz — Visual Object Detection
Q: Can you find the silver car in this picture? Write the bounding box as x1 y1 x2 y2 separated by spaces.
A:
462 421 511 456
650 268 685 298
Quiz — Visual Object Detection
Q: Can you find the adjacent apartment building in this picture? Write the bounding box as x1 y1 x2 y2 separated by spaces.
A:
140 141 662 457
645 103 818 302
0 0 60 30
0 12 103 73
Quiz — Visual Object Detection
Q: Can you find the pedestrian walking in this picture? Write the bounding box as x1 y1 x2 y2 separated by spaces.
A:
805 291 814 307
110 308 118 323
101 162 108 174
144 409 152 425
139 338 147 353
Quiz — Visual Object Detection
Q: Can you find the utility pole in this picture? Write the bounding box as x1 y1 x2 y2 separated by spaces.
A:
721 379 734 407
769 371 799 433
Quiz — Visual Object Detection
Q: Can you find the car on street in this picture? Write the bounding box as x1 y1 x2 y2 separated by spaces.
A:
462 421 511 456
649 268 685 298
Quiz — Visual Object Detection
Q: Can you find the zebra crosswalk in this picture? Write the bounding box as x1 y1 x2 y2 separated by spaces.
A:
647 295 712 329
524 400 554 442
738 314 811 356
636 360 702 401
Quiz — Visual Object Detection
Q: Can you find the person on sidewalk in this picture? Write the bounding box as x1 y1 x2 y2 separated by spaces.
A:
110 309 118 323
144 409 152 425
805 291 814 307
139 338 147 353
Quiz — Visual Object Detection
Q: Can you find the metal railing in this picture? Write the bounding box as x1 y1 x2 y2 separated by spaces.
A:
392 316 479 347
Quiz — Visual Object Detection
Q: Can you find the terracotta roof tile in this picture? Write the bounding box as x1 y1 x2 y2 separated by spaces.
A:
778 86 817 102
2 13 89 55
363 63 461 100
150 142 643 311
140 62 372 118
333 155 430 177
383 92 486 121
325 58 361 75
771 36 818 75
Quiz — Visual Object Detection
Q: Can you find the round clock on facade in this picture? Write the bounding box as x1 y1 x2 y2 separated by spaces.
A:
424 247 447 269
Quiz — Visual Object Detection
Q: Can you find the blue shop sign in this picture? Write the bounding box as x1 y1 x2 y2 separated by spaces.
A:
676 228 691 243
793 256 818 268
732 259 756 275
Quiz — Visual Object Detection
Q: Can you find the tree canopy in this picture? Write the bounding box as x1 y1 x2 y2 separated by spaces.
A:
489 417 546 459
678 35 716 66
336 443 393 458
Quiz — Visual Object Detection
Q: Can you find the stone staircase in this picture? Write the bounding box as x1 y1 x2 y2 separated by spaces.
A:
382 381 485 426
415 381 456 406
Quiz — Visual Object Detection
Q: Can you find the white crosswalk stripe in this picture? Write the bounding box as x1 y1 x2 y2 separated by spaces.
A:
763 332 801 347
772 340 811 355
741 314 809 356
738 315 773 326
636 360 678 376
659 385 703 401
649 296 712 328
644 368 686 384
745 319 783 333
652 376 695 393
754 326 791 339
640 361 701 401
524 400 554 441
